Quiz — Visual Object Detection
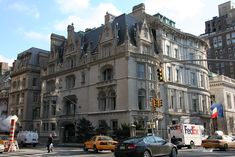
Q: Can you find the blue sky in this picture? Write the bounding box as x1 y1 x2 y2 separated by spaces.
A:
0 0 231 65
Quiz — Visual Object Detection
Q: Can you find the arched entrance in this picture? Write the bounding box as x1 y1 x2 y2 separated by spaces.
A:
62 123 75 143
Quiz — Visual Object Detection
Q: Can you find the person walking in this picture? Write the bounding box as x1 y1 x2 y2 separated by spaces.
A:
171 135 178 145
47 134 53 153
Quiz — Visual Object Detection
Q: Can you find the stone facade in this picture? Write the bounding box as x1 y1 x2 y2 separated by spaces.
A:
0 70 11 117
0 62 9 76
209 74 235 135
38 3 210 142
9 47 49 131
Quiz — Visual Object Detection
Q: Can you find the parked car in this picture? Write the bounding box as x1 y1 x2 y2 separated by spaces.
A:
114 135 178 157
229 135 235 141
201 134 235 150
83 135 118 152
17 131 38 147
0 144 4 153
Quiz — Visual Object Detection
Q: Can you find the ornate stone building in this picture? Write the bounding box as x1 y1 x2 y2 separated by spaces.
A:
39 3 210 142
209 74 235 135
9 47 49 131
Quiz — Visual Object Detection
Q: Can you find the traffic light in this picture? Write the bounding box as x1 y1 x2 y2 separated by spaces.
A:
157 68 164 82
158 99 163 107
151 98 157 112
151 98 163 111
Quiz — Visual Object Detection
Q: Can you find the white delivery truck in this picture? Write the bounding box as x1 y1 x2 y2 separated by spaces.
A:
167 124 203 149
17 131 39 147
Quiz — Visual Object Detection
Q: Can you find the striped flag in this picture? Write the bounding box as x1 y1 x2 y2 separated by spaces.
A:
210 103 223 119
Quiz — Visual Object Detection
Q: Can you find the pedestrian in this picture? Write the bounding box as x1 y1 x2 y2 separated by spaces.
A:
47 134 53 153
171 135 178 145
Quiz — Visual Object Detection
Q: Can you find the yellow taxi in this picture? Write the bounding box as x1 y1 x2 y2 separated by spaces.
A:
83 135 118 152
0 135 10 149
201 134 235 150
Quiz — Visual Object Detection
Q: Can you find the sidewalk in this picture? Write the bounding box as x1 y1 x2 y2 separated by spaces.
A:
37 142 83 148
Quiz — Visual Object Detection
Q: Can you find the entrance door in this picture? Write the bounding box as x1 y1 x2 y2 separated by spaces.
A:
63 124 75 143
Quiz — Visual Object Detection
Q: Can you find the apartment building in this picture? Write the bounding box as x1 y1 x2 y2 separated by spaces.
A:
9 47 49 131
201 1 235 79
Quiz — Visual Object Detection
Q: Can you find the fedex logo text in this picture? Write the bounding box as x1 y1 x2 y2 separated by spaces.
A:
184 125 199 135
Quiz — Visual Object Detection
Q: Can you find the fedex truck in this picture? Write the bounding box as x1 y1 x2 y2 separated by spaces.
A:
167 124 203 149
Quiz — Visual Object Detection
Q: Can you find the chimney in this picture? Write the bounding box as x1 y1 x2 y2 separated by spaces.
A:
105 12 115 25
67 23 74 39
132 3 145 15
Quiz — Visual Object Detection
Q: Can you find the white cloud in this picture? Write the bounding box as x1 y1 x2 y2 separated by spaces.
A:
0 55 14 66
144 0 204 20
54 2 121 32
55 0 90 14
8 2 40 19
54 15 80 32
24 31 50 42
143 0 205 35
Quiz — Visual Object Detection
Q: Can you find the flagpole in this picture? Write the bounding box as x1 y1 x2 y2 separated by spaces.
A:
214 117 218 132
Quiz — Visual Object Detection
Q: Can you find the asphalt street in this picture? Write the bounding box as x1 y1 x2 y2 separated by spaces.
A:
1 146 235 157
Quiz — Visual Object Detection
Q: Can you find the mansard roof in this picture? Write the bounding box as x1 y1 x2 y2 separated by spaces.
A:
80 26 104 54
17 47 49 65
0 70 11 82
112 13 139 46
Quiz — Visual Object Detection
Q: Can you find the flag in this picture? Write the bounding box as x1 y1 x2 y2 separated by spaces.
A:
210 103 224 119
211 107 218 119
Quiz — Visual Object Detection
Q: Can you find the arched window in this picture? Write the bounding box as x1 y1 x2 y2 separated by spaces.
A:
102 68 113 81
98 91 106 111
108 90 116 110
138 89 146 110
100 65 113 82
